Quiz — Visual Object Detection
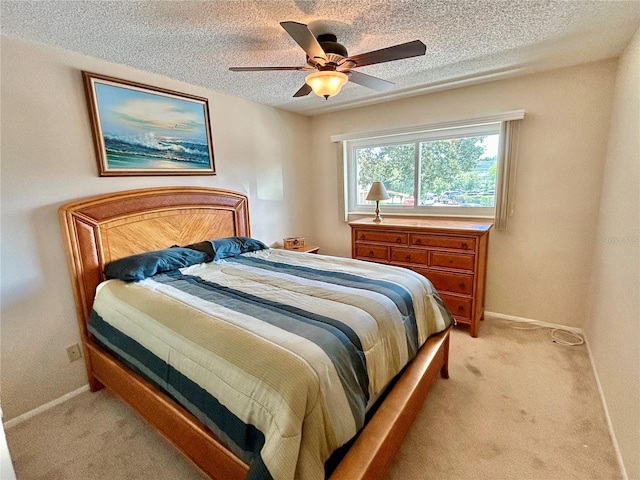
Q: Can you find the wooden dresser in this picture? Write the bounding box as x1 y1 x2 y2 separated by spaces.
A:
349 217 493 337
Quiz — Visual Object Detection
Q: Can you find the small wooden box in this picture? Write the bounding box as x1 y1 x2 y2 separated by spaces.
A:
283 237 305 249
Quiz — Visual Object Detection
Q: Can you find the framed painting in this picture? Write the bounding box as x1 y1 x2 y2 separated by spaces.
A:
82 72 215 176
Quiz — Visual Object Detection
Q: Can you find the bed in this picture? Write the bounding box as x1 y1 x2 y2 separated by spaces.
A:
59 186 452 480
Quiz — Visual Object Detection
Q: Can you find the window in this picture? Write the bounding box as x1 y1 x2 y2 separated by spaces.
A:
334 111 524 227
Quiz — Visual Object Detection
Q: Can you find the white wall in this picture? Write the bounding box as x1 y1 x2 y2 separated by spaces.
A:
585 28 640 480
0 36 312 420
308 60 617 329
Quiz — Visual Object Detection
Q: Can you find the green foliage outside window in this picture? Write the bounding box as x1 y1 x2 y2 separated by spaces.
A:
356 135 498 207
356 143 415 196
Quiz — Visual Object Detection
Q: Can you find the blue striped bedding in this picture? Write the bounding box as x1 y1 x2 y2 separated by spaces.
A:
89 248 453 480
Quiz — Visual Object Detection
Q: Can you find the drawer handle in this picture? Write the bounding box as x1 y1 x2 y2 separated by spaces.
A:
415 238 421 244
448 259 454 264
368 250 374 256
396 237 402 243
459 282 466 289
359 234 365 240
457 305 465 312
461 242 468 249
405 255 411 261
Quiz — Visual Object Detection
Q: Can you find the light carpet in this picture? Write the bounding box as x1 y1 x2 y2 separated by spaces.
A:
5 318 621 479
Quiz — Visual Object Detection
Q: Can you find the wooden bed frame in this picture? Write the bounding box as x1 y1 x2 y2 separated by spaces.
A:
59 186 450 480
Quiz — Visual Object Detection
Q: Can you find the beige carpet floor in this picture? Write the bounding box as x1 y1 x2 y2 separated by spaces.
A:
5 318 621 479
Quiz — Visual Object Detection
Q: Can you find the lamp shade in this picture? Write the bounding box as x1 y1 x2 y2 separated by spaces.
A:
366 182 391 201
305 71 348 99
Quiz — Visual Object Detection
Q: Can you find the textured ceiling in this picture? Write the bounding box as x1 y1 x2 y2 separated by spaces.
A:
2 1 639 116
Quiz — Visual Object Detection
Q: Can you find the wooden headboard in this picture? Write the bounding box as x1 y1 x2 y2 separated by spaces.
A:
59 186 250 344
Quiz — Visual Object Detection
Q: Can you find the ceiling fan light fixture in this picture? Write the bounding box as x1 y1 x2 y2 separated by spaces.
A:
305 70 348 99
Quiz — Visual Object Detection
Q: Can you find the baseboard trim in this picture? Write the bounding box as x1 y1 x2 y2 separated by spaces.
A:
3 384 90 430
485 310 627 480
582 336 629 480
484 311 584 334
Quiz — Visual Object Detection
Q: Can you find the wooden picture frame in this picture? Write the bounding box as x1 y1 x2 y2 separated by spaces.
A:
82 72 216 176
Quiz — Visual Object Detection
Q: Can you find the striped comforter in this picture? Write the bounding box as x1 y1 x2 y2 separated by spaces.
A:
89 249 453 480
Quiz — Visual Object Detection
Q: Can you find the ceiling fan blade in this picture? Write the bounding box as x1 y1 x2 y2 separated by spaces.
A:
229 66 305 71
293 83 312 97
347 70 394 92
280 21 327 64
346 40 426 68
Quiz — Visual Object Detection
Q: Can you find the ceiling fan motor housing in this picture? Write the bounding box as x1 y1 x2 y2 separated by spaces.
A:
317 33 348 58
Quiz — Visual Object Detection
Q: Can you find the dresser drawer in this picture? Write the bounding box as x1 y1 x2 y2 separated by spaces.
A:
355 244 388 261
417 269 474 295
410 234 475 251
390 247 428 265
354 230 407 245
430 251 475 271
439 293 472 320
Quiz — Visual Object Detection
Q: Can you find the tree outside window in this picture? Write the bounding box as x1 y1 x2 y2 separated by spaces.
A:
356 134 498 209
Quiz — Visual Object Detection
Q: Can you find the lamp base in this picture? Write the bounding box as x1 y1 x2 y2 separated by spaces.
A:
372 201 383 222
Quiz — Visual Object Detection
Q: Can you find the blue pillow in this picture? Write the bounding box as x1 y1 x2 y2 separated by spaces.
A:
187 236 268 261
104 247 211 282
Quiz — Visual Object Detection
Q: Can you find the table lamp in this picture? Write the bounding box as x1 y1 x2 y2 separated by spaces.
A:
366 182 391 223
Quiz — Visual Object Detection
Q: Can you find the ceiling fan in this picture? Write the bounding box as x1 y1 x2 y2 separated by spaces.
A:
229 21 426 99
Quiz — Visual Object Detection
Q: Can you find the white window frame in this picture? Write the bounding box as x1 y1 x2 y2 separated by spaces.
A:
332 110 525 227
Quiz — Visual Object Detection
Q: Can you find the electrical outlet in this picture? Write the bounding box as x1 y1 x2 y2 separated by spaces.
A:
66 344 82 362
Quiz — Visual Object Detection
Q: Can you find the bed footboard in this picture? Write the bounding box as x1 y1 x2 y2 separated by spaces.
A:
85 328 449 480
330 328 450 479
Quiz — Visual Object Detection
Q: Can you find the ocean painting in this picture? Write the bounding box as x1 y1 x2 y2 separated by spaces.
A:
84 73 215 175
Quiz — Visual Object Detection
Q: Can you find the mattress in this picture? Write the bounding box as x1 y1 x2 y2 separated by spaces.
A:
88 248 453 480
